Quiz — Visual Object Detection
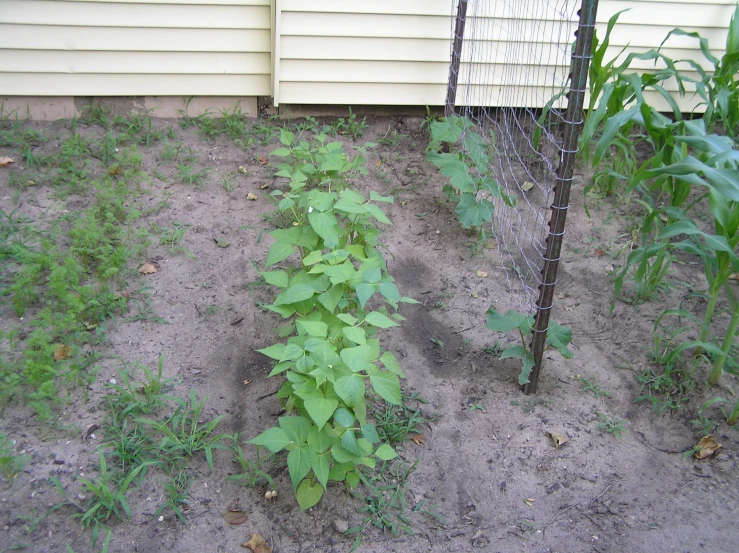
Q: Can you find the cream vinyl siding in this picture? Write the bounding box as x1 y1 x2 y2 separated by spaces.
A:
275 0 735 111
0 0 272 96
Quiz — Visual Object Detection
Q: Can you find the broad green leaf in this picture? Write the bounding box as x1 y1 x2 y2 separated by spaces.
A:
274 284 315 306
361 423 380 444
270 147 291 157
335 374 365 407
346 471 360 489
302 249 324 266
341 430 363 457
288 447 316 490
369 371 402 405
378 282 401 302
365 203 391 225
258 343 286 361
456 195 493 229
296 319 328 338
317 285 344 313
370 190 394 203
337 313 358 325
546 321 574 359
342 326 367 345
280 128 295 146
282 343 304 361
439 160 477 194
271 227 300 244
501 345 536 385
304 397 338 429
331 442 358 464
323 261 357 284
487 307 533 334
375 444 398 461
334 196 367 214
334 407 355 427
248 427 291 453
308 211 340 248
365 311 398 329
265 243 296 267
268 361 291 377
279 416 313 444
380 351 406 378
361 267 382 283
356 283 375 308
313 455 330 490
295 479 323 511
340 345 371 372
261 270 288 288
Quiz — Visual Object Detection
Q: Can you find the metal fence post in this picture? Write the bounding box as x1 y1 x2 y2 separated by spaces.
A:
445 0 469 117
524 0 599 395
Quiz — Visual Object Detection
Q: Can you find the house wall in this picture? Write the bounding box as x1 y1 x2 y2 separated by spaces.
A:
0 0 272 101
275 0 735 112
0 0 734 116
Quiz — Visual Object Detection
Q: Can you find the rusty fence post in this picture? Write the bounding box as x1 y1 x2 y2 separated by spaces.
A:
524 0 599 395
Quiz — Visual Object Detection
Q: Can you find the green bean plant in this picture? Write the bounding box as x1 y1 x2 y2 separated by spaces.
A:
250 130 418 510
486 306 574 385
426 115 514 248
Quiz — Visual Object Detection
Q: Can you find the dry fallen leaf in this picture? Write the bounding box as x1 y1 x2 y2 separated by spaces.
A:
523 497 535 507
238 166 248 174
475 270 488 278
694 435 721 459
260 183 269 190
258 155 268 165
594 249 605 257
0 156 15 168
374 160 382 168
224 510 247 525
54 345 72 361
605 264 614 273
242 533 271 553
547 431 568 448
410 434 425 445
247 192 258 201
729 273 738 281
521 181 534 192
470 291 478 298
139 263 157 275
243 379 251 385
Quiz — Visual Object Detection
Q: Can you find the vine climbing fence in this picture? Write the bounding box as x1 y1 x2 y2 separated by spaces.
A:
445 0 598 393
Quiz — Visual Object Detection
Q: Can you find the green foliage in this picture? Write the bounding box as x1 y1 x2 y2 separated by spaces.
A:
228 440 275 489
326 108 368 140
596 412 626 439
486 306 573 385
0 432 30 482
426 115 514 248
137 389 231 472
250 133 417 510
583 9 739 403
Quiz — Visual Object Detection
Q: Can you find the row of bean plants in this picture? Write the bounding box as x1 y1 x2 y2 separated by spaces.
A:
248 130 417 509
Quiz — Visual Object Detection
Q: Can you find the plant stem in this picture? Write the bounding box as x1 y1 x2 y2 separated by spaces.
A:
708 284 739 386
728 398 739 426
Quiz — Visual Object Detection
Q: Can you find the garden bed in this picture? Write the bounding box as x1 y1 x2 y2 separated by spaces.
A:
0 112 737 553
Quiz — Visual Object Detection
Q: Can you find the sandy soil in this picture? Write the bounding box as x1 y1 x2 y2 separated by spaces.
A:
1 115 737 553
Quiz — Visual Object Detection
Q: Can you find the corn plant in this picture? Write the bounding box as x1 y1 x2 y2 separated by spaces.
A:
250 131 417 510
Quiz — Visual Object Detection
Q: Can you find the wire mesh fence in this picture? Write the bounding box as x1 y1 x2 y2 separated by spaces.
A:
445 0 598 392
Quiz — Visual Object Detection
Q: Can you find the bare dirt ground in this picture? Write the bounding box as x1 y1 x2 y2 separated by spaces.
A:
1 115 737 553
